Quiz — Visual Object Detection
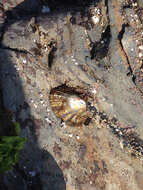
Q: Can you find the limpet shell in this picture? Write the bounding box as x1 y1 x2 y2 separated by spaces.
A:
49 86 89 125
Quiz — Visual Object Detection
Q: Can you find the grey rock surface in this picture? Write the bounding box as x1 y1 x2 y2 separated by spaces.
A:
0 0 143 190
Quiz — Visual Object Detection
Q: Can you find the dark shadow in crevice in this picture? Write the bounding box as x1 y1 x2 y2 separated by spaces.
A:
1 0 98 42
90 25 111 61
117 23 136 83
0 2 67 188
4 0 96 22
48 41 57 69
0 42 66 190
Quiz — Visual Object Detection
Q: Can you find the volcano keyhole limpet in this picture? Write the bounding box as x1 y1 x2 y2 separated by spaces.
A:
49 85 90 126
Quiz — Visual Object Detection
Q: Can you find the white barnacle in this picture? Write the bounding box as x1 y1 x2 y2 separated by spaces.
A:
76 135 80 140
68 134 73 138
94 7 101 15
92 15 100 25
45 117 52 123
139 45 143 50
23 59 27 64
91 89 97 94
120 141 124 149
139 53 143 58
132 2 137 7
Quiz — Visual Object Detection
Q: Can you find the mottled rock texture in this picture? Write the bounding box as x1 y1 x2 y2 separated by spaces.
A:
0 0 143 190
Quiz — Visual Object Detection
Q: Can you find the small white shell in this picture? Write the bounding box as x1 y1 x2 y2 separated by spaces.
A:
92 15 100 25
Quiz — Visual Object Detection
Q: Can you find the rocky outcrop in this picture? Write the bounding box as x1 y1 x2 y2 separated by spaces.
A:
0 0 143 189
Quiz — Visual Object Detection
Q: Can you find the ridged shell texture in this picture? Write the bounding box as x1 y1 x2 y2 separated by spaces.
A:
49 86 88 125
